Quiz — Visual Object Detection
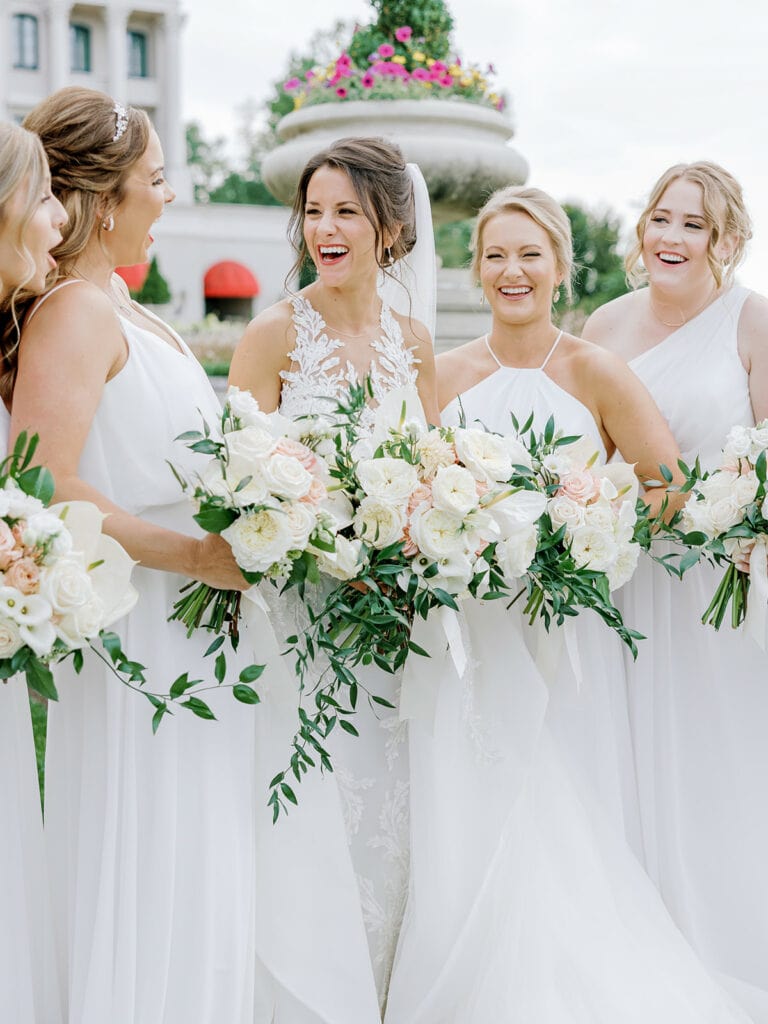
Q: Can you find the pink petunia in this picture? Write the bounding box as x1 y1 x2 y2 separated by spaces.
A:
328 70 342 86
439 73 453 87
336 87 348 98
411 67 430 81
337 52 352 68
395 26 412 42
361 72 376 88
378 43 395 58
431 60 448 73
305 69 315 80
283 77 301 91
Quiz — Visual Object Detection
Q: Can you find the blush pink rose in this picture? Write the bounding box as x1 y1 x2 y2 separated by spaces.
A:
557 471 599 504
299 477 328 507
5 557 40 594
0 521 20 570
407 483 433 516
475 480 490 499
275 438 319 474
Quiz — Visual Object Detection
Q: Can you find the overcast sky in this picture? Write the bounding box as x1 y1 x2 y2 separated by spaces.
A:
181 0 768 290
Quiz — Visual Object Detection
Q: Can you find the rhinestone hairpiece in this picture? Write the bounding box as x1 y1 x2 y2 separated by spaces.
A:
112 102 128 143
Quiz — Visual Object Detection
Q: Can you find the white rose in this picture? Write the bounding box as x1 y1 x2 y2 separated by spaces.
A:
284 501 316 550
0 482 44 520
223 454 270 507
487 489 547 538
199 460 236 502
40 558 95 614
724 425 752 459
408 505 467 561
497 524 539 582
431 465 479 517
548 494 585 532
226 425 276 463
583 504 616 534
454 428 512 483
733 471 759 508
709 495 745 534
357 457 419 502
607 542 640 591
698 470 738 504
262 453 313 500
681 502 716 539
222 508 293 573
316 536 364 581
350 436 376 462
23 512 72 556
0 616 23 657
750 423 768 454
353 497 406 550
416 432 457 480
569 525 619 573
225 386 272 430
56 594 107 647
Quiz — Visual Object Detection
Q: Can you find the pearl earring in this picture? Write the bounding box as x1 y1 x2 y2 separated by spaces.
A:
101 215 115 232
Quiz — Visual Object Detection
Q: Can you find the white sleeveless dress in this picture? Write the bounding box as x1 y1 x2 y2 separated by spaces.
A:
620 286 768 1020
0 400 63 1024
250 294 418 1023
385 338 751 1023
34 283 268 1023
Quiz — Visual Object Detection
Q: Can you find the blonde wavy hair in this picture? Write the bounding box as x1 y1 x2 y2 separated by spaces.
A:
626 161 752 289
0 121 51 401
470 186 574 302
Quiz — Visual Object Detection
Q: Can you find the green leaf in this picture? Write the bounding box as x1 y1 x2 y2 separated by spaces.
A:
214 651 227 684
189 438 222 455
193 506 238 534
239 663 265 683
204 635 226 657
280 782 298 805
151 703 170 734
658 463 674 483
338 719 359 737
25 658 59 701
170 672 201 699
180 696 216 720
233 684 261 704
175 430 204 441
17 465 55 504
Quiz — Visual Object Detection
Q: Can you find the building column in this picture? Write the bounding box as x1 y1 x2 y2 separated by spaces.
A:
106 4 128 103
161 5 192 202
48 1 70 92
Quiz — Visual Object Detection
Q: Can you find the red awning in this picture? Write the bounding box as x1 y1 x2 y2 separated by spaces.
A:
115 262 149 291
204 261 260 299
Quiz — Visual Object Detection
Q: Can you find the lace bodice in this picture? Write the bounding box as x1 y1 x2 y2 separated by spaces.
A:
279 294 419 431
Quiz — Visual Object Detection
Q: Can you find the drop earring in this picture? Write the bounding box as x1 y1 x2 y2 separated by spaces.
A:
101 215 115 232
553 286 561 304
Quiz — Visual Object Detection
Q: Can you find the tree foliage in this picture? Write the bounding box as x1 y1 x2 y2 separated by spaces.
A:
557 203 629 315
136 256 171 305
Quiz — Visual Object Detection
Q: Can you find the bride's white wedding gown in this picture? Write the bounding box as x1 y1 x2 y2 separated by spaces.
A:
0 401 63 1024
619 286 768 1020
249 294 419 1023
385 333 751 1023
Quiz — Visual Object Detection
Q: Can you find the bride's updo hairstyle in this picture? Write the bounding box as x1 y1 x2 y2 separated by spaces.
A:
471 186 574 302
23 86 150 279
626 161 752 290
0 122 49 302
287 136 417 283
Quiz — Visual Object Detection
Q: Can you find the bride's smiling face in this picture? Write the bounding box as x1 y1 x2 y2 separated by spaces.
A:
479 211 561 325
642 178 717 292
303 165 380 284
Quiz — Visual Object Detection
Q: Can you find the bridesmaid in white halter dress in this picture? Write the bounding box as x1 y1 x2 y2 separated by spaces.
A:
584 162 768 1021
229 137 439 1021
14 89 265 1023
386 186 751 1023
0 121 67 1024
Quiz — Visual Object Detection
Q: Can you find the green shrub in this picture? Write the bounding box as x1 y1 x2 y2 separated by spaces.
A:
137 256 171 305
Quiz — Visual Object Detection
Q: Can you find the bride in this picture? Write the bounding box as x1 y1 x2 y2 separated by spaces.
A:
0 120 67 1024
385 185 752 1022
229 136 438 1021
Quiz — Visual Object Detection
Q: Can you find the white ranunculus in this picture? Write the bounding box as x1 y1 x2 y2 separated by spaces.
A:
733 471 759 508
408 505 467 561
724 425 752 460
416 432 457 480
497 524 539 582
222 508 293 573
0 616 23 658
283 501 316 550
23 512 72 556
487 489 547 539
20 619 56 657
454 429 512 483
607 542 640 591
316 536 364 581
569 525 619 573
709 495 745 534
548 494 585 532
225 386 272 430
353 497 406 550
0 482 44 521
41 556 95 614
431 464 479 517
262 453 313 500
357 457 419 502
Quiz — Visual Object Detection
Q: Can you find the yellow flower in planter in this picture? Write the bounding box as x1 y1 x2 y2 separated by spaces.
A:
412 51 426 61
449 64 461 76
426 57 435 67
392 54 407 64
460 76 473 87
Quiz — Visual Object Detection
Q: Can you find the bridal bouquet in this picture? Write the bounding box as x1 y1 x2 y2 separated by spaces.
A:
502 413 644 654
0 431 139 702
677 421 768 633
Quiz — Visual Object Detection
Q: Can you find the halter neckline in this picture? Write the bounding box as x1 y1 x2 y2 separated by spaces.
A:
484 330 564 372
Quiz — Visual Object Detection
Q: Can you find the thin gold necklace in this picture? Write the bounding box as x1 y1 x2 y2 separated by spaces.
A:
648 286 719 329
72 268 133 317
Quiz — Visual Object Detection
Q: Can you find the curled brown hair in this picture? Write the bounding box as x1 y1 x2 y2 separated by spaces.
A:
626 161 752 289
23 86 151 280
287 136 416 284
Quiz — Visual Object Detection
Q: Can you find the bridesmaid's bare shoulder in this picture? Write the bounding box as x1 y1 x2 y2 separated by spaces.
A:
582 290 646 348
436 337 491 412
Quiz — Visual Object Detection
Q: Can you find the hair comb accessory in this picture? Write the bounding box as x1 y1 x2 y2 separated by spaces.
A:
112 102 128 143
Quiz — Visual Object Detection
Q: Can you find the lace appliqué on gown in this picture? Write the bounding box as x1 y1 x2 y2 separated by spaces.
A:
280 295 419 433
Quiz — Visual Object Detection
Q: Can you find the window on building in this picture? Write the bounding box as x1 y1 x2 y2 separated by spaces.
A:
12 14 38 70
127 30 148 78
70 24 91 73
